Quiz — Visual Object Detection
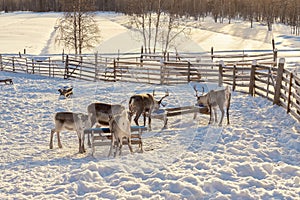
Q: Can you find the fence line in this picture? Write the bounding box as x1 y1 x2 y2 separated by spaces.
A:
247 58 300 121
1 50 300 121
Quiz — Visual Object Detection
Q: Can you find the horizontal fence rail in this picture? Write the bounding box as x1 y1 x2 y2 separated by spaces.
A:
1 49 300 122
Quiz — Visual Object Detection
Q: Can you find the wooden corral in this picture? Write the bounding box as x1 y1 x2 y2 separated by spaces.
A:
1 49 300 121
248 58 300 121
0 49 279 86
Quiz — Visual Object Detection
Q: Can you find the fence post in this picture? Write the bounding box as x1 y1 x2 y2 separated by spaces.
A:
272 38 275 52
94 53 98 82
233 64 237 91
25 57 28 73
287 73 293 113
140 46 144 67
295 73 300 115
48 57 51 77
273 48 278 67
218 60 224 87
273 58 285 105
113 59 117 82
187 61 191 83
64 55 69 79
211 47 214 62
0 54 2 71
12 57 15 72
32 59 35 74
160 59 165 85
249 60 257 96
62 49 65 63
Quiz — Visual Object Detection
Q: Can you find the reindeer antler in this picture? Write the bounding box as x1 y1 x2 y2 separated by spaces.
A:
193 85 200 98
158 90 169 104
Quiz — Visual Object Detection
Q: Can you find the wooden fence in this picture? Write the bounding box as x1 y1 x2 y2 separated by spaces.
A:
247 58 300 121
1 50 300 121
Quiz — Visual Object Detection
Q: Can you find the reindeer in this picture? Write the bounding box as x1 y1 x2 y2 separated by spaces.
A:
129 90 169 129
58 86 73 98
87 103 125 127
194 86 231 125
86 103 126 147
108 110 133 157
50 112 92 153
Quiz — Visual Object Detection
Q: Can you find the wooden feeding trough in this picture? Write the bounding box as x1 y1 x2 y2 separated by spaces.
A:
152 105 209 127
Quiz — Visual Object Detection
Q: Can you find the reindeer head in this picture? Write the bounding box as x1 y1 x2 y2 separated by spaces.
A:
153 90 169 110
193 85 208 107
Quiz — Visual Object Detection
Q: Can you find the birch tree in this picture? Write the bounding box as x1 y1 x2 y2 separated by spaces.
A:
55 0 101 55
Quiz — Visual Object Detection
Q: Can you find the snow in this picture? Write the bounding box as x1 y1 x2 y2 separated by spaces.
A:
0 12 300 199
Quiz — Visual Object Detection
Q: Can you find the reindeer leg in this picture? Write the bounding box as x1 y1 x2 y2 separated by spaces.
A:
78 137 82 153
226 106 230 125
108 137 114 157
128 138 133 154
226 93 231 125
134 110 142 126
81 132 86 153
148 113 152 130
50 129 55 149
219 107 224 126
57 131 62 148
193 112 197 120
119 139 123 156
87 132 91 148
208 105 213 125
214 107 218 124
143 112 147 126
77 131 85 154
114 138 120 158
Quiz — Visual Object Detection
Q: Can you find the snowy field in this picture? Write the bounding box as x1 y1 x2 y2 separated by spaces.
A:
0 12 300 199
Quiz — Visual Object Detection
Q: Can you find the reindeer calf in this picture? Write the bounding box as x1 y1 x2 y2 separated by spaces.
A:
50 112 92 153
108 110 133 157
195 86 231 125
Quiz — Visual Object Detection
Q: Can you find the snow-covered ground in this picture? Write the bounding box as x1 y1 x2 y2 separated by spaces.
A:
0 12 300 199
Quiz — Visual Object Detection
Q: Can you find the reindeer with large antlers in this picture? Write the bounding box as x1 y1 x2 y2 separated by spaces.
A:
129 90 169 129
194 85 231 125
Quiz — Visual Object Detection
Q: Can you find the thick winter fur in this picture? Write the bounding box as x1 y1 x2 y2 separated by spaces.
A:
196 86 231 125
129 91 168 129
108 110 133 157
50 112 91 153
87 103 125 127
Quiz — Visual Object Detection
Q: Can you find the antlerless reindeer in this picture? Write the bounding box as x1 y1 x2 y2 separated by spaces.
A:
108 110 133 157
87 103 125 127
50 112 92 153
194 86 231 125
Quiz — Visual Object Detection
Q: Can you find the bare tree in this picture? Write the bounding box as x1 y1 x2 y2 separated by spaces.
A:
55 0 101 55
125 0 196 53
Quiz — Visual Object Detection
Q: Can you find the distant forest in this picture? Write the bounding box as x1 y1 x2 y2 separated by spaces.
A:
1 0 300 34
